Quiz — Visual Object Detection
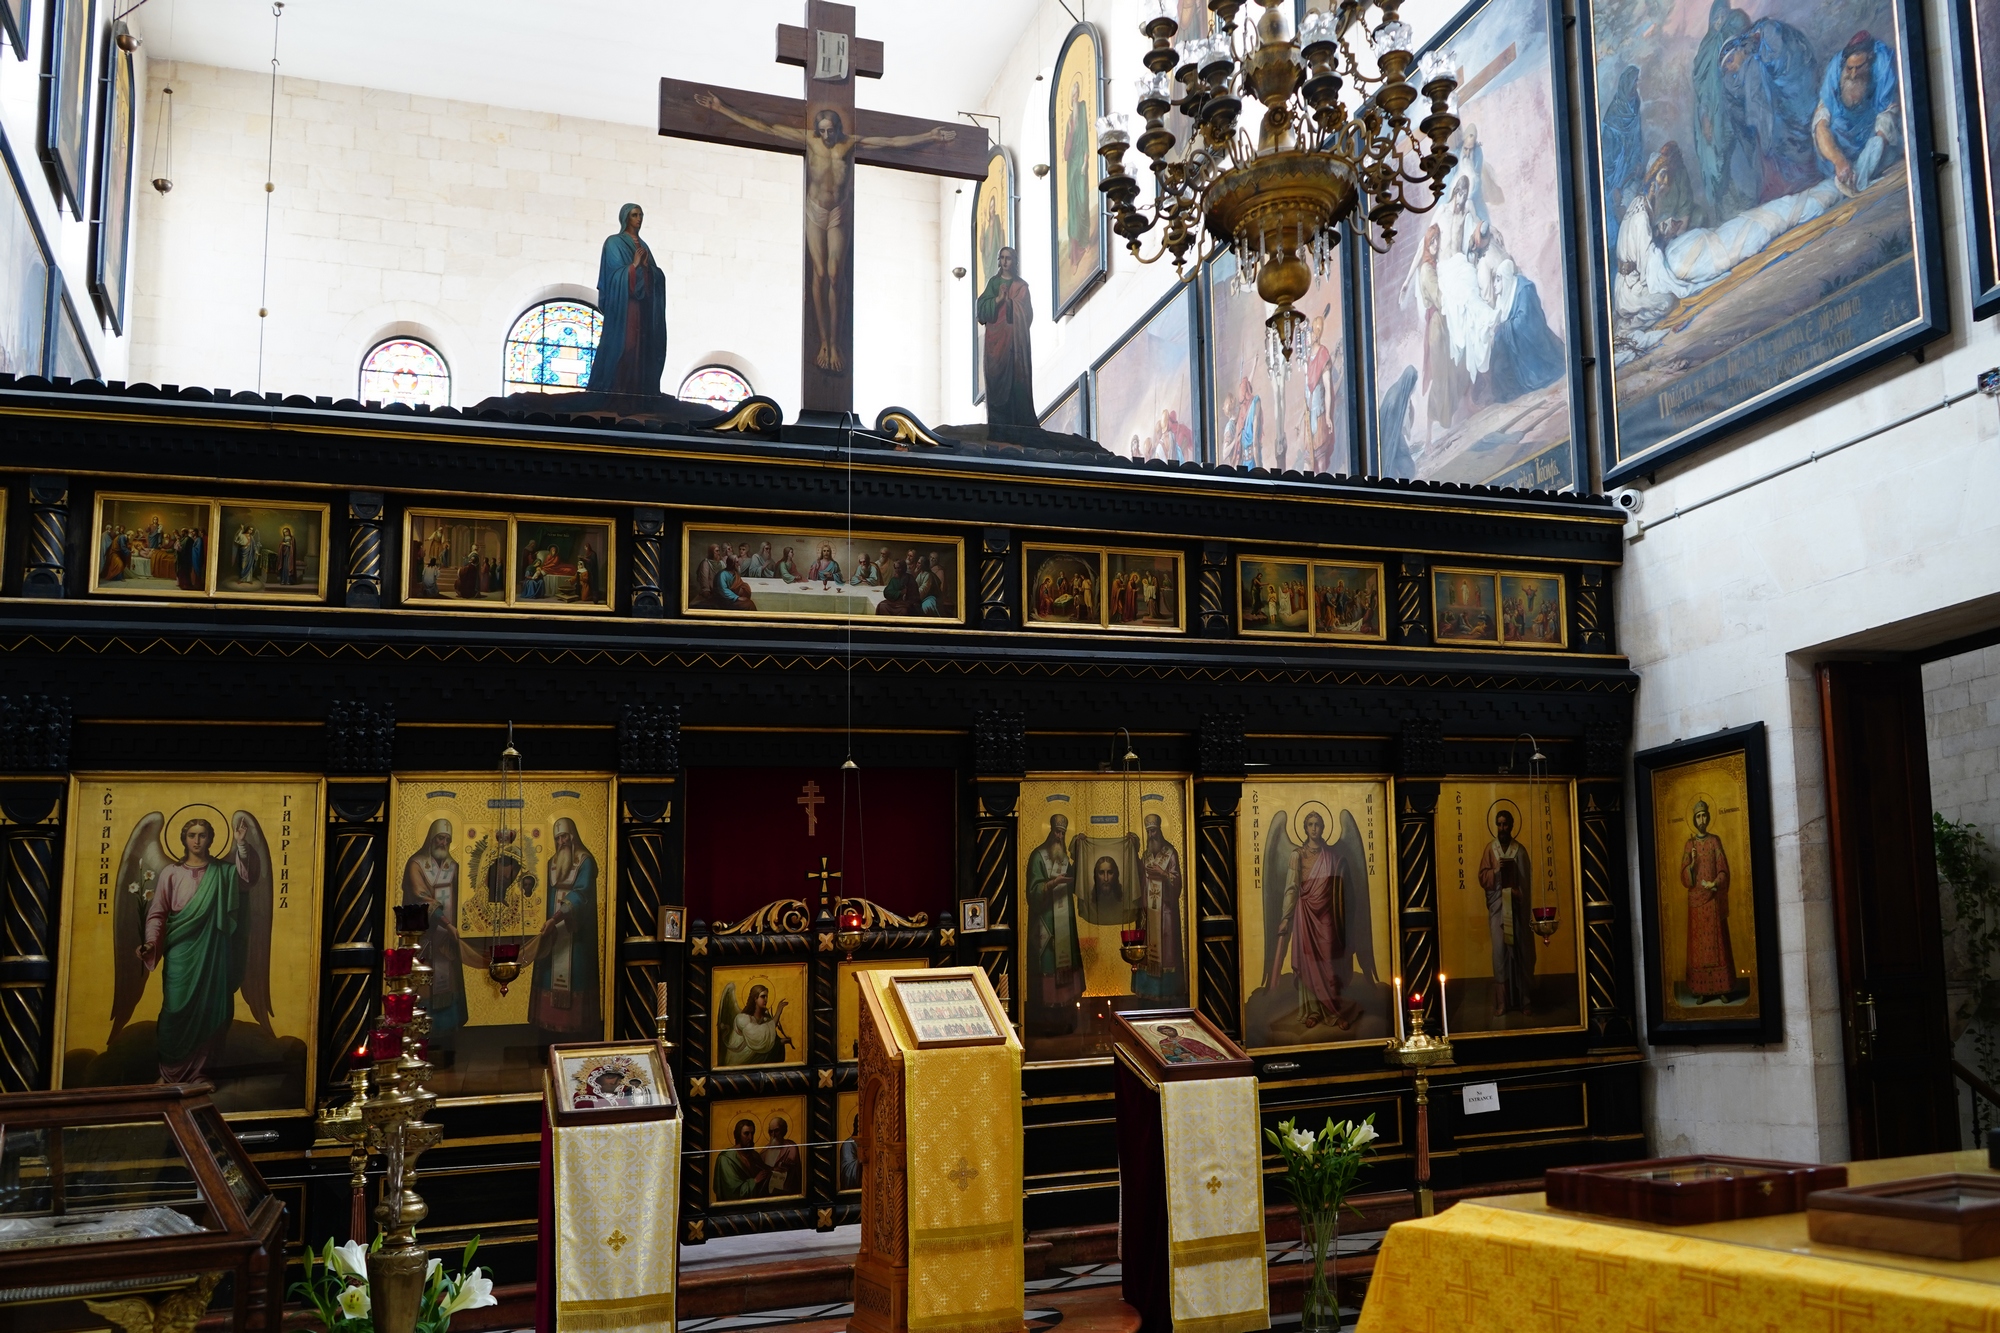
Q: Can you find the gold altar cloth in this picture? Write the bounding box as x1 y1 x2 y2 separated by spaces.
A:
551 1090 682 1333
1159 1075 1268 1333
1357 1150 2000 1332
866 969 1024 1333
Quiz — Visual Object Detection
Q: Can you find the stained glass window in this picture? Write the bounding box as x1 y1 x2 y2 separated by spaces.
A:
359 337 450 408
504 300 602 393
678 364 753 408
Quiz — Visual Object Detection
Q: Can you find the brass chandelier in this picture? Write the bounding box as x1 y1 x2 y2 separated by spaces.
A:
1100 0 1461 373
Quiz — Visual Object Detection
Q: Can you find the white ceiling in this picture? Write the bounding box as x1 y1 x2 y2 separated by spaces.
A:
129 0 1042 129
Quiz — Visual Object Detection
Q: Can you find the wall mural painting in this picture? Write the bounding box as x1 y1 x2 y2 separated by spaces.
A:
1236 779 1396 1052
1366 0 1581 491
1434 779 1583 1036
971 147 1016 404
707 1094 809 1206
0 136 50 379
1041 377 1088 437
1209 248 1353 474
389 774 614 1099
1017 775 1193 1063
92 495 213 598
1092 282 1198 463
58 777 324 1116
1050 23 1108 319
683 524 964 625
1951 0 2000 319
712 962 808 1069
1584 0 1945 481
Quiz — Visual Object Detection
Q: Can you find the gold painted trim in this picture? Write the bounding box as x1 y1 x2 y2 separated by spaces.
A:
1233 774 1399 1055
713 399 781 434
679 520 967 628
1018 771 1198 1068
402 506 617 614
1234 555 1390 643
878 410 945 449
1451 1080 1589 1142
54 773 328 1118
1020 542 1188 635
1020 1091 1115 1107
386 770 619 1107
1432 565 1569 651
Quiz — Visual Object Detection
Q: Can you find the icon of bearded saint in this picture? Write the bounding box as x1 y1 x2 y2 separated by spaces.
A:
108 809 278 1089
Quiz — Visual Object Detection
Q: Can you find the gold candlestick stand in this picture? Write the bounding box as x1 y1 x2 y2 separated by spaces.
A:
362 923 443 1333
316 1056 373 1242
1384 1028 1453 1218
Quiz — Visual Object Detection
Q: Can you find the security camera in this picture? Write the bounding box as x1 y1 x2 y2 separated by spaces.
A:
1610 486 1644 515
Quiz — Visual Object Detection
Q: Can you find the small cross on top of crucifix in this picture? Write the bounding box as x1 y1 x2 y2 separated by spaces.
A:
660 2 991 416
806 855 842 911
797 778 825 836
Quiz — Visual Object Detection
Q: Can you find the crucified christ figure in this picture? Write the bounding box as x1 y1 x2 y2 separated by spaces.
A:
694 89 956 374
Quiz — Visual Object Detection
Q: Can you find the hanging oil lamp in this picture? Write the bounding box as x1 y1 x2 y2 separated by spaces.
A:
487 727 527 990
1520 734 1560 943
1117 731 1149 966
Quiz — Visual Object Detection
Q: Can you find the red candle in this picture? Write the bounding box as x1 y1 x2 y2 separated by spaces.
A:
382 948 413 978
491 943 521 964
383 992 416 1024
368 1027 403 1061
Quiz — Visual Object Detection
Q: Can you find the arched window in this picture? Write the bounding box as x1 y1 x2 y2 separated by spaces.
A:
678 364 753 409
503 300 603 393
359 337 451 408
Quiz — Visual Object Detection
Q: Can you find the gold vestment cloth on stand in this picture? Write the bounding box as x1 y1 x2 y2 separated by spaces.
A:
1158 1076 1268 1333
865 969 1024 1333
551 1091 682 1333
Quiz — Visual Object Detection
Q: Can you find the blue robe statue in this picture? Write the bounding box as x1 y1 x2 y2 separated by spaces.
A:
585 202 668 395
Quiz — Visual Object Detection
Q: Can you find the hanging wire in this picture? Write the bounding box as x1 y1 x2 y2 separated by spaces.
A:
148 0 177 193
254 1 285 393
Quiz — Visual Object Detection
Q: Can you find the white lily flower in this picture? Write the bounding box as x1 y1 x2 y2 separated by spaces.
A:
427 1257 443 1288
441 1270 498 1317
337 1283 372 1319
1349 1121 1379 1148
1287 1126 1316 1152
329 1239 370 1280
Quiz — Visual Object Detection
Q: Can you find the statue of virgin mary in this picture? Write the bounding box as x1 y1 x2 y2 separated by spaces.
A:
586 202 668 395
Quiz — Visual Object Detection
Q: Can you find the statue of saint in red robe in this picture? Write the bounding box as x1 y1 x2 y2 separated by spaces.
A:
978 246 1036 427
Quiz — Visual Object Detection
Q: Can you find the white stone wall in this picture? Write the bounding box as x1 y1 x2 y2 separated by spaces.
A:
0 11 141 381
1622 0 2000 1164
129 62 943 417
1928 646 2000 846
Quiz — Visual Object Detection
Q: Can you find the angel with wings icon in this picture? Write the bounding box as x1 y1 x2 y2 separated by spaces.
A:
1261 805 1378 1034
717 982 793 1066
109 807 278 1085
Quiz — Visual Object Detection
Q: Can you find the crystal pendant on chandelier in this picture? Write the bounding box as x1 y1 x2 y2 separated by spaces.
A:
1102 0 1461 363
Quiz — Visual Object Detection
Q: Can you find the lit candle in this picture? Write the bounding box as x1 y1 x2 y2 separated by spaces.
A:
1408 988 1425 1038
1393 974 1404 1043
1438 973 1451 1041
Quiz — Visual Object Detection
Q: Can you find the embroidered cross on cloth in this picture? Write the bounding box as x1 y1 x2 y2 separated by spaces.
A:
1158 1076 1269 1333
551 1097 682 1332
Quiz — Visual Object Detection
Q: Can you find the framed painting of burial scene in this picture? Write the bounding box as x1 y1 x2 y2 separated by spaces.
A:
1208 245 1355 474
56 776 324 1116
1362 0 1584 492
1434 778 1584 1036
1016 774 1194 1064
711 962 808 1069
707 1094 808 1206
1581 0 1947 483
1634 723 1782 1044
971 145 1016 403
388 773 614 1100
1092 280 1199 463
91 494 214 598
1041 375 1089 437
1236 779 1397 1052
683 522 964 625
1049 22 1107 319
1951 0 2000 319
214 501 329 600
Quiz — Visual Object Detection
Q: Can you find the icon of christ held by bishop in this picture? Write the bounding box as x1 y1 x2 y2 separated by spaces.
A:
111 810 278 1086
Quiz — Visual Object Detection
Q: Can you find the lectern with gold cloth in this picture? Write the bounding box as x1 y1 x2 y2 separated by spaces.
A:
1111 1009 1268 1333
850 967 1023 1333
537 1039 681 1333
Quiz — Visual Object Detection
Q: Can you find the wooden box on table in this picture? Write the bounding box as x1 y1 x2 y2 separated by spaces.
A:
1546 1155 1848 1225
1808 1174 2000 1260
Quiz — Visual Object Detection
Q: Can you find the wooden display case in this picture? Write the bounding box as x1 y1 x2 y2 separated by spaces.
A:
0 1082 286 1332
1545 1155 1847 1225
1807 1173 2000 1260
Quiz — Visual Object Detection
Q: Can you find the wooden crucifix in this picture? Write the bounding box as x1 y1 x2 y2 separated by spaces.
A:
660 1 991 417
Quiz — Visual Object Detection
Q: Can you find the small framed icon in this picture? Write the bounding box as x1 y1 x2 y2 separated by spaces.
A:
958 897 989 933
660 906 686 943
